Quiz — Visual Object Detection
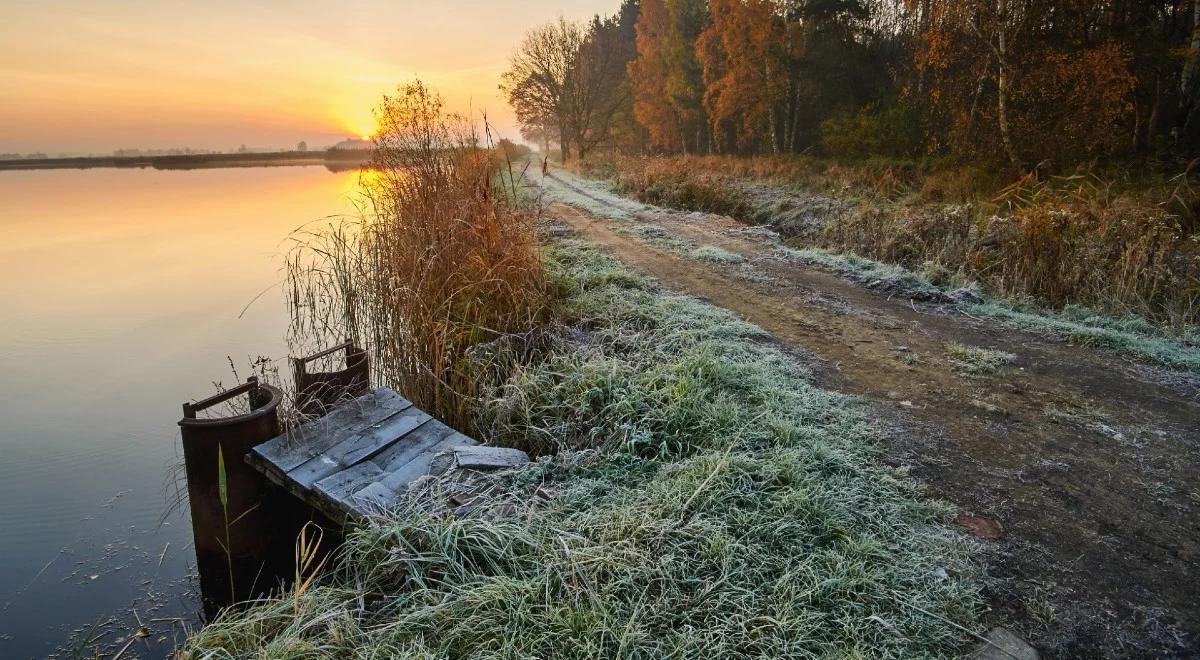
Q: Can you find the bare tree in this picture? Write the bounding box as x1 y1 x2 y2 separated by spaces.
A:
569 14 634 159
502 15 630 161
502 18 583 161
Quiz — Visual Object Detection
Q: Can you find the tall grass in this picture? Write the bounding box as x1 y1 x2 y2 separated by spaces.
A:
285 81 549 432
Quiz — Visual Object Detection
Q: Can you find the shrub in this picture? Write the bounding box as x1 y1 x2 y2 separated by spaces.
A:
820 103 923 161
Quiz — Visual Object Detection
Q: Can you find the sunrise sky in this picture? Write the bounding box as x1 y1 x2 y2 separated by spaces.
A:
0 0 613 154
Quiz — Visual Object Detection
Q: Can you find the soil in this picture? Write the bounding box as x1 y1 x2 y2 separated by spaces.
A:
537 169 1200 659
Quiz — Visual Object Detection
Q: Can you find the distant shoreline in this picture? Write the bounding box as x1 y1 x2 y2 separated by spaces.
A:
0 150 372 172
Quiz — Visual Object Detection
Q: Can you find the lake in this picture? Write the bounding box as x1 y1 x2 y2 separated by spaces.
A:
0 166 360 658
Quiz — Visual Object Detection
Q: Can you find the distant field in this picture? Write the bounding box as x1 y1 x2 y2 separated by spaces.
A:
0 149 371 171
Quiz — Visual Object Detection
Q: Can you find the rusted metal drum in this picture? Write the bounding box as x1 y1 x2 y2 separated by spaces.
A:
178 376 283 616
291 341 370 417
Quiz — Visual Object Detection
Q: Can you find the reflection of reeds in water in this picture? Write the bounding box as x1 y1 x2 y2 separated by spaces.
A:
285 81 548 433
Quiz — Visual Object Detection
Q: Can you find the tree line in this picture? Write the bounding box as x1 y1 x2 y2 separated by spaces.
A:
502 0 1200 169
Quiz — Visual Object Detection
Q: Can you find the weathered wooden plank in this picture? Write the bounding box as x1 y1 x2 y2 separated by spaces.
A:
347 433 479 514
337 408 433 468
313 460 385 515
370 435 474 496
310 421 457 516
372 419 458 472
287 406 432 489
453 446 529 470
352 481 398 511
245 386 523 521
251 389 410 473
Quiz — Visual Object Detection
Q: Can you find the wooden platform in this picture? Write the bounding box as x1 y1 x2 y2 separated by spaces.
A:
247 387 526 521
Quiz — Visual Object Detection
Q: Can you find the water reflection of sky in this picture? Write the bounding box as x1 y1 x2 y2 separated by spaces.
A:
0 166 359 657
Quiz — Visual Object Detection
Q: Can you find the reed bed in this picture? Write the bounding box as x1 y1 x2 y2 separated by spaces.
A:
285 81 548 433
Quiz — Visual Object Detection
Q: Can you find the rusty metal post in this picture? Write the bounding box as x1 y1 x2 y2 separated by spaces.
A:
178 377 284 617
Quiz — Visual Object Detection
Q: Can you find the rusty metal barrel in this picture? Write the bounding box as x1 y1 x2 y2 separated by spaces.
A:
291 341 369 417
178 376 284 616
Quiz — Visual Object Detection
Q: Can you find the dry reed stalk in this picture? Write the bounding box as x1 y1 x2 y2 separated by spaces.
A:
286 81 549 433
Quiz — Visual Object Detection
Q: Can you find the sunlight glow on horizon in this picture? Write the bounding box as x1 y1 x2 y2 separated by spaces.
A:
0 0 615 154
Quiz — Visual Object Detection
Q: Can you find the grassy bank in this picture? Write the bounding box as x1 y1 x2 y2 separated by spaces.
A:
582 154 1200 330
182 241 982 658
777 246 1200 374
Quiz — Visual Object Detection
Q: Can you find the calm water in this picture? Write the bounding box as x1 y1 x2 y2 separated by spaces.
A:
0 166 359 658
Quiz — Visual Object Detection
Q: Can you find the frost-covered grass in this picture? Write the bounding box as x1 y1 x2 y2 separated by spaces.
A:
690 244 744 264
944 343 1017 375
536 167 649 220
577 156 1200 353
966 301 1200 373
781 245 1200 374
780 245 944 296
614 223 695 253
183 240 982 659
584 154 1200 329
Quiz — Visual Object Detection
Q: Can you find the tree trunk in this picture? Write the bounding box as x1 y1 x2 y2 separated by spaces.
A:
769 104 779 155
1149 76 1162 146
1177 0 1200 144
995 0 1023 170
968 77 986 132
1132 96 1142 152
1181 0 1200 101
789 87 802 152
766 59 779 155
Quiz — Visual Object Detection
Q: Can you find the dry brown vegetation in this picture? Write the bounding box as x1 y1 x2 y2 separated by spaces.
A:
285 81 549 433
584 154 1200 327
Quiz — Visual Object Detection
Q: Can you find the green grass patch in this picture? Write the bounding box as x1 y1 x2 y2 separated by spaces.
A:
183 240 981 659
614 223 696 253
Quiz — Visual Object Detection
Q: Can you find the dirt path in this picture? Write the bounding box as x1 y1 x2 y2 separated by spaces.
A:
538 170 1200 658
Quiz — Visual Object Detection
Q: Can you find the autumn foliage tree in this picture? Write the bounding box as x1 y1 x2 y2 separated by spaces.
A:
502 19 582 161
506 0 1200 168
910 0 1193 167
629 0 682 151
697 0 786 153
629 0 710 153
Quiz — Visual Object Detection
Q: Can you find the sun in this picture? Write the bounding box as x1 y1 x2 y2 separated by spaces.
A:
361 134 371 141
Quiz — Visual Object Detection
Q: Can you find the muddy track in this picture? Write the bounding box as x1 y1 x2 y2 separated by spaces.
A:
538 171 1200 659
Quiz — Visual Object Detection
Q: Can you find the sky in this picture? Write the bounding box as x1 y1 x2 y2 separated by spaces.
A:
0 0 614 154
